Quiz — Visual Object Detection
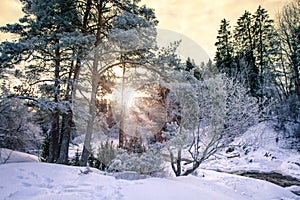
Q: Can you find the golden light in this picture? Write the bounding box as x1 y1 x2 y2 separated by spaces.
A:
128 90 151 108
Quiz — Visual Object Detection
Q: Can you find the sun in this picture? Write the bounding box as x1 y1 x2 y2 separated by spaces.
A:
103 66 150 108
128 90 151 108
111 86 135 109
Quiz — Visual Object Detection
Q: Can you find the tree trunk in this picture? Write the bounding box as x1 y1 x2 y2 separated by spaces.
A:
80 53 99 166
47 111 60 163
292 53 300 96
79 0 104 167
119 62 126 148
57 49 77 165
176 149 182 176
170 148 182 176
182 161 201 176
80 109 95 166
48 38 61 163
79 72 97 166
57 109 72 164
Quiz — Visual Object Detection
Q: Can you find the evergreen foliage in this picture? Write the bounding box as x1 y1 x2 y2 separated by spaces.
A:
214 19 235 76
214 3 300 147
70 149 80 166
96 140 117 170
215 7 277 99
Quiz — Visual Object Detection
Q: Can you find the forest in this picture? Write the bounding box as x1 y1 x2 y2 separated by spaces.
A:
0 0 299 179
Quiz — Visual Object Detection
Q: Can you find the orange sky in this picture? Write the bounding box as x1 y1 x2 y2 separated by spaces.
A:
0 0 288 63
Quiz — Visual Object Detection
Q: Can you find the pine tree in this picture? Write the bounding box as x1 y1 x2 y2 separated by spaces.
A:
0 0 159 166
76 0 158 166
252 6 278 98
214 19 235 77
232 7 279 100
234 11 259 97
185 57 201 80
0 0 92 164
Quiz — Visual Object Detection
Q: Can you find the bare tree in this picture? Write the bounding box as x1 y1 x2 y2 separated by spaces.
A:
183 75 226 175
164 73 263 176
276 0 300 97
0 98 42 153
273 0 300 141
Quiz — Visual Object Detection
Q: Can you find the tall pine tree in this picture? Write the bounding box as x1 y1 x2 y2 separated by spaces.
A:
0 0 93 164
234 11 259 97
75 0 158 166
214 19 235 77
252 6 278 98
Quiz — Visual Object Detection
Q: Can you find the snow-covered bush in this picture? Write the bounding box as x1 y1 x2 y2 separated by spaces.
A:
275 95 300 149
96 140 117 170
0 98 42 153
182 75 227 175
108 150 164 175
223 77 261 139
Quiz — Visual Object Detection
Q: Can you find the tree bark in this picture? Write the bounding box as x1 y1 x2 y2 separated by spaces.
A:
47 111 60 163
48 39 61 163
170 148 182 176
119 61 126 148
57 109 72 164
79 0 104 167
182 161 200 176
79 59 98 166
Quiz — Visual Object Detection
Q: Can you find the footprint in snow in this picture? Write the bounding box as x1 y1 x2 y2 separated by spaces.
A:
22 182 32 187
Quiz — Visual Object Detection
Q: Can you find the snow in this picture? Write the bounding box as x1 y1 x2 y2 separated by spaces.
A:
0 162 298 200
0 148 39 164
0 122 299 200
201 122 300 179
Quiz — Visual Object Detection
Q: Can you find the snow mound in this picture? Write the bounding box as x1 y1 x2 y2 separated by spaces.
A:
114 171 149 180
0 148 39 164
0 162 298 200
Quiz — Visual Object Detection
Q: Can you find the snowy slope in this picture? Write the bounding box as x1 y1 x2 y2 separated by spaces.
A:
0 162 298 200
202 122 300 179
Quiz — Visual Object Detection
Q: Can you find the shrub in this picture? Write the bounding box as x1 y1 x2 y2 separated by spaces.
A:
108 150 164 175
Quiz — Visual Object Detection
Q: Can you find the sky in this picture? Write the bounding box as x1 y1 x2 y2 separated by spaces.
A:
0 0 288 64
141 0 287 62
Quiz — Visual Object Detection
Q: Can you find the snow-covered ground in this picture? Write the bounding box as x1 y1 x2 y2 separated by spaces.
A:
0 122 299 200
201 123 300 179
0 162 298 200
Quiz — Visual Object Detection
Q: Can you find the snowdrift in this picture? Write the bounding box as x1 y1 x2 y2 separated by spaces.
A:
0 148 39 164
0 162 298 200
